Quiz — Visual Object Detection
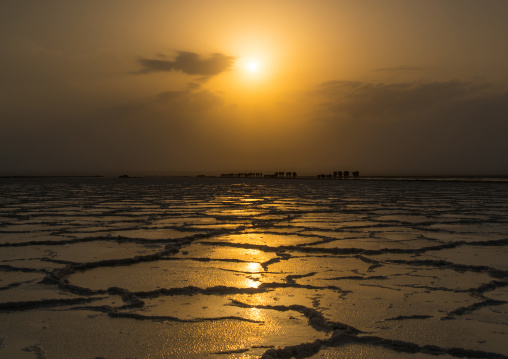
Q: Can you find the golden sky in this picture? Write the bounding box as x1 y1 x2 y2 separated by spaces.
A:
1 0 508 176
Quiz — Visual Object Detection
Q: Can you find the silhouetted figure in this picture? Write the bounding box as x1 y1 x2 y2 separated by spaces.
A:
343 171 349 179
352 171 360 179
338 171 343 179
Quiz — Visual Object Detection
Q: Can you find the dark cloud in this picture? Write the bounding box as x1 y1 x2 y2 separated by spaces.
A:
310 80 508 175
155 87 224 112
314 80 488 120
0 84 228 176
133 51 236 77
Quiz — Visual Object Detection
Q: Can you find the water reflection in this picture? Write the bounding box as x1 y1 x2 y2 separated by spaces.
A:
247 307 264 322
244 262 262 288
246 262 262 273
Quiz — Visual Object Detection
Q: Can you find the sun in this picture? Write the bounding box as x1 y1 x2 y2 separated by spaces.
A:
232 57 271 87
248 61 259 72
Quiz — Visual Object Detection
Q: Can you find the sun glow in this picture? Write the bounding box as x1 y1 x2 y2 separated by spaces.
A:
236 57 264 77
248 61 258 72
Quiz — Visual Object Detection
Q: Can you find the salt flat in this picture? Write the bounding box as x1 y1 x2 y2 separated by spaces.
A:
0 177 507 358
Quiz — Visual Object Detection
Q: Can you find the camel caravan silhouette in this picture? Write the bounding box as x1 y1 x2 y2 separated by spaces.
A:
220 172 297 179
220 170 359 179
317 170 359 179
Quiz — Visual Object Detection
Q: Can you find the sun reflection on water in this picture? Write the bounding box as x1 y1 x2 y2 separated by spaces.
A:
244 262 263 288
246 262 262 273
247 307 264 322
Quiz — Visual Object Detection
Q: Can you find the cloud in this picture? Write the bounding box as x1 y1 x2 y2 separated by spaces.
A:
309 80 508 175
313 80 489 120
133 51 236 77
154 87 224 112
0 83 230 176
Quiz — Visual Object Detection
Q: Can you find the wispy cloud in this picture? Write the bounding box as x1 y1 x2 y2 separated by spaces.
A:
133 51 236 77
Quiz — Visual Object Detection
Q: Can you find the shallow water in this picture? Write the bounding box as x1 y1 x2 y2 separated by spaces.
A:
0 177 507 358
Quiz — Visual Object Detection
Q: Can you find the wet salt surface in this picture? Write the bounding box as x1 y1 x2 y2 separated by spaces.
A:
0 177 507 358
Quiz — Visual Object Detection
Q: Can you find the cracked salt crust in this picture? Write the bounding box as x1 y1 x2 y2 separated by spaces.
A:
1 177 507 358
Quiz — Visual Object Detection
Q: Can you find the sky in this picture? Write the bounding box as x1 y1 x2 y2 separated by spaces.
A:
1 0 508 176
